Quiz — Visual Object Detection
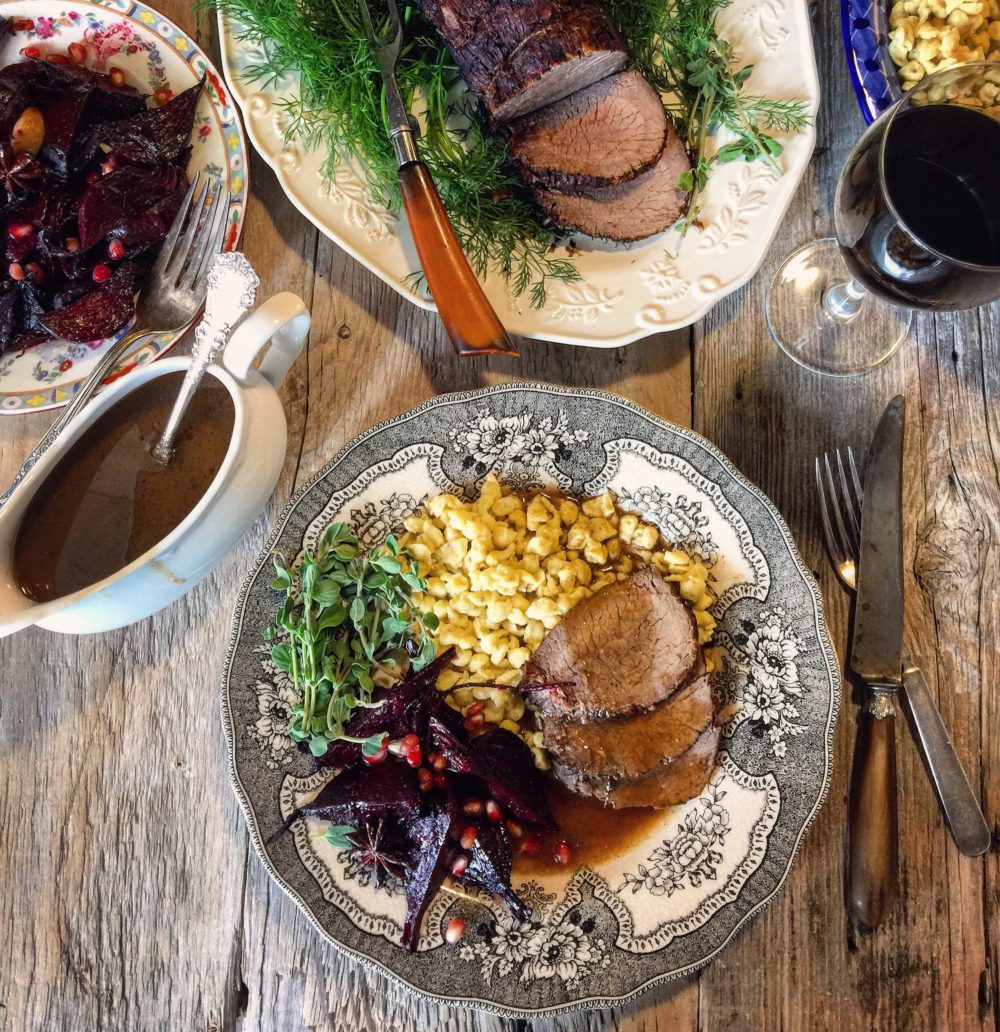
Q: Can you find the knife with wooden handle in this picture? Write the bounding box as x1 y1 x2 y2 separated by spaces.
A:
847 395 905 934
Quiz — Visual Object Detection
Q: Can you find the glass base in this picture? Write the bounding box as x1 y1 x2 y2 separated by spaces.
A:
765 238 911 375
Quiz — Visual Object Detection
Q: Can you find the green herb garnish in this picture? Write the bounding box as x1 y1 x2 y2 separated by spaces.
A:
609 0 811 235
265 523 438 758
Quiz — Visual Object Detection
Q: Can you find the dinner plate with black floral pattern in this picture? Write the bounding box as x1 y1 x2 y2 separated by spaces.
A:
221 383 840 1016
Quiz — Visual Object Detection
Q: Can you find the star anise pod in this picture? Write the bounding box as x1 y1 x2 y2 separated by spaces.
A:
0 144 41 200
348 819 409 888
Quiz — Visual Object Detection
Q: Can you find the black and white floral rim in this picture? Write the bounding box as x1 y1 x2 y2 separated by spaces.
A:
221 383 841 1016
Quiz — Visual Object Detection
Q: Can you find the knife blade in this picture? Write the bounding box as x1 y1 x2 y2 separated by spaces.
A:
850 394 905 683
846 394 905 935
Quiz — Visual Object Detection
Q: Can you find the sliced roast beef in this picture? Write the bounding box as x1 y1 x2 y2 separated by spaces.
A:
416 0 626 123
508 69 667 190
544 664 713 783
554 722 720 809
534 122 691 240
523 565 699 722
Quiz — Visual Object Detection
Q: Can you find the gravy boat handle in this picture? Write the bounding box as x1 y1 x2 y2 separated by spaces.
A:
223 293 310 388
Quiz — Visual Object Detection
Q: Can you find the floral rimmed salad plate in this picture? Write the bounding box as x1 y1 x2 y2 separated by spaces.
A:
222 384 840 1015
0 0 248 414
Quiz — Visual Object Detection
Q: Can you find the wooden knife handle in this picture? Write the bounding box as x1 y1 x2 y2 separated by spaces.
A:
398 162 518 358
847 688 899 934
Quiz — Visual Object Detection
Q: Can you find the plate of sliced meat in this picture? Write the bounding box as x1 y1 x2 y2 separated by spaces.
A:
217 0 818 346
223 383 840 1014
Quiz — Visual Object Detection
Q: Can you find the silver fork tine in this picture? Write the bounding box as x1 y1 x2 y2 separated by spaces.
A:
190 197 230 294
815 456 842 563
166 175 211 281
151 172 200 273
181 182 223 292
823 453 853 561
357 0 377 45
847 446 864 515
836 448 861 553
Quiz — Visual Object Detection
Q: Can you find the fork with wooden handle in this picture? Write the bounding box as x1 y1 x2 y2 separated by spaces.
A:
358 0 518 358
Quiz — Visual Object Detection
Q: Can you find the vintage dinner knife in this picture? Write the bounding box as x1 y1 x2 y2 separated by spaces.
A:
847 395 905 934
358 0 518 358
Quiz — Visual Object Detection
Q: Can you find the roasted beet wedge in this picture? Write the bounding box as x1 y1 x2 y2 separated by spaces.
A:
294 762 420 827
401 808 458 951
94 77 204 165
39 269 135 343
77 164 178 250
468 729 555 829
464 820 529 922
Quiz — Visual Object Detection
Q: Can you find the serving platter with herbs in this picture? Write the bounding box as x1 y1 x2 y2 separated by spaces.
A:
217 0 819 346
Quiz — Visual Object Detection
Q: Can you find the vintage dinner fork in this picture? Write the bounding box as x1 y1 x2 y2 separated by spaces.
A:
0 173 229 506
815 448 991 856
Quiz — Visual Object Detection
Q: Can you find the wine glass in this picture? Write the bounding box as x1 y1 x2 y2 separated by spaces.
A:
765 61 1000 375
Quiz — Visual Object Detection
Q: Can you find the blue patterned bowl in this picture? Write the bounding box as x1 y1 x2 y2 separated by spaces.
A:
841 0 904 122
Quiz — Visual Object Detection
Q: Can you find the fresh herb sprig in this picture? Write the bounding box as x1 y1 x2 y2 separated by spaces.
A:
609 0 811 235
265 523 438 758
212 0 580 306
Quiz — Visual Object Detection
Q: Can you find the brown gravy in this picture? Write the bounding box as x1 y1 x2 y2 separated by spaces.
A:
13 373 235 603
513 780 662 875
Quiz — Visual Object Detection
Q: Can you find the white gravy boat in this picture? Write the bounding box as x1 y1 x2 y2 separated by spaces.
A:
0 292 310 637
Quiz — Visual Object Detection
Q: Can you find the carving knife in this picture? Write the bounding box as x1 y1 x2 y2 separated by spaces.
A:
847 395 905 934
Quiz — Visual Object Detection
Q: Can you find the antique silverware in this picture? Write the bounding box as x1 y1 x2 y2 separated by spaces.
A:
816 448 990 858
151 251 259 464
843 395 905 933
0 174 229 505
357 0 518 357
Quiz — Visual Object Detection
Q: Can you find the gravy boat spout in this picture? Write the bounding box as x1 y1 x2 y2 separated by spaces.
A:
0 292 309 637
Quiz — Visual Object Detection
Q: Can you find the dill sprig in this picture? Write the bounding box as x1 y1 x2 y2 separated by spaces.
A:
609 0 811 234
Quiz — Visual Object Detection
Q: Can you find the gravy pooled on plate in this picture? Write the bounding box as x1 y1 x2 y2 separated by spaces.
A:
13 373 235 603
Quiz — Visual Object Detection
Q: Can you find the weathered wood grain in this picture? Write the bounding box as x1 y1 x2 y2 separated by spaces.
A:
0 0 997 1027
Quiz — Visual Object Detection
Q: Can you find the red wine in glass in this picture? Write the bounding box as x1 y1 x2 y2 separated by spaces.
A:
836 102 1000 309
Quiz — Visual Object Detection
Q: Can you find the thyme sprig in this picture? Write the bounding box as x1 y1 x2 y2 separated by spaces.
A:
265 523 438 758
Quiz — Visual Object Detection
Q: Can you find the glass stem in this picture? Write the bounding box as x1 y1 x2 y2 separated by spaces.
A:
823 278 867 323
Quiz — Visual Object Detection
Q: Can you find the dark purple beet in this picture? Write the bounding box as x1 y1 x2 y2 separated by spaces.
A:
428 710 472 773
77 164 178 250
39 275 135 343
51 277 93 311
40 89 93 175
464 820 530 922
110 181 186 250
468 730 555 829
296 762 420 827
0 59 144 121
0 282 17 353
401 808 458 951
0 81 26 139
8 328 49 353
94 77 204 165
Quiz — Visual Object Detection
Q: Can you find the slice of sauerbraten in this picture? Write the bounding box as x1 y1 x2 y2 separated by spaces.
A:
522 565 720 809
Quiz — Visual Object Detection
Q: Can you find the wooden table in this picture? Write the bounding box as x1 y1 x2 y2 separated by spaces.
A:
1 0 997 1028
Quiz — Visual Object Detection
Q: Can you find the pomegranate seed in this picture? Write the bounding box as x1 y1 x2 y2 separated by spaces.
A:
400 733 420 752
19 46 41 59
8 222 33 241
67 42 87 65
445 916 466 944
552 840 572 865
92 264 112 283
108 66 127 87
518 833 542 857
87 171 100 183
465 701 485 716
433 772 447 790
406 746 423 768
505 819 523 839
450 854 468 878
417 767 434 792
24 262 44 283
463 713 484 732
460 825 477 850
108 239 125 261
8 262 25 281
431 753 447 772
462 798 483 817
386 738 406 757
46 53 69 65
66 237 80 253
363 743 387 765
485 800 502 823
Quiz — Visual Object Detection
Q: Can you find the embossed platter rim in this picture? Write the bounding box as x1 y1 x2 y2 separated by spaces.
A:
0 0 249 414
217 4 820 347
222 383 841 1015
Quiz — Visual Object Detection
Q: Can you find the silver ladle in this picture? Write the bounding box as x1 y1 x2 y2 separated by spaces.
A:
151 252 260 465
